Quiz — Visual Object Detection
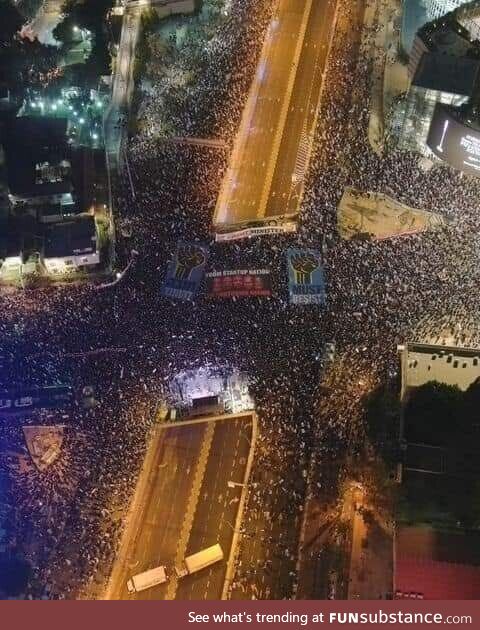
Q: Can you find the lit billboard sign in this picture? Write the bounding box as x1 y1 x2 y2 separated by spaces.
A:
427 104 480 177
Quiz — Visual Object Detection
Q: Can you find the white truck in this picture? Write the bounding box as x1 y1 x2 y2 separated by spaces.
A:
126 566 167 594
175 544 224 578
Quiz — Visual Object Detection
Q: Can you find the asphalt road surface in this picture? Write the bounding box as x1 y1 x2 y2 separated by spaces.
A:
214 0 337 230
108 414 253 600
104 7 141 171
265 0 337 219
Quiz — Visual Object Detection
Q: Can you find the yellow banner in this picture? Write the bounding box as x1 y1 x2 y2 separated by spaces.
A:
338 188 445 240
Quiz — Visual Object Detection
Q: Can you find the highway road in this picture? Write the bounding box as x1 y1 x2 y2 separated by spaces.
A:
176 418 252 600
104 5 141 172
265 0 337 219
107 413 254 600
213 0 338 232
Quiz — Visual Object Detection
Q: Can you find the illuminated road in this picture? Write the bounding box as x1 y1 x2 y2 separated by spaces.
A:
106 413 255 600
214 0 338 231
104 6 141 171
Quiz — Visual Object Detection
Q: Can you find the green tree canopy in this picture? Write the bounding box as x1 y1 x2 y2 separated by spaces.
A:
405 381 463 446
0 0 23 46
462 377 480 432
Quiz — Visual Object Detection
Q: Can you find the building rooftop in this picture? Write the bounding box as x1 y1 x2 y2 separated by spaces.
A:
3 117 71 197
418 16 477 56
398 342 480 393
412 52 480 95
44 216 97 259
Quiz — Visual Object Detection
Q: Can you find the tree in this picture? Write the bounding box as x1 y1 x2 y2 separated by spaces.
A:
469 480 480 528
52 15 76 45
404 381 463 446
16 0 43 21
0 0 23 46
462 378 480 434
53 0 114 82
365 382 400 445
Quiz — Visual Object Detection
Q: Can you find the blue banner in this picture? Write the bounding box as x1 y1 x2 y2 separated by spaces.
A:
162 242 208 300
287 248 325 305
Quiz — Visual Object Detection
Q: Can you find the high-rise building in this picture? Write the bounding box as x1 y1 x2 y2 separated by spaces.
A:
401 0 472 55
392 9 480 176
425 0 470 20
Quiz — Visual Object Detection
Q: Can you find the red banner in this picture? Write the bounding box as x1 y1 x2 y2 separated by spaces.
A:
206 270 272 298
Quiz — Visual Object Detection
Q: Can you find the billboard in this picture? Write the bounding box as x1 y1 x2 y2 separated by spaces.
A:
427 104 480 177
162 242 208 300
206 269 272 298
287 248 325 305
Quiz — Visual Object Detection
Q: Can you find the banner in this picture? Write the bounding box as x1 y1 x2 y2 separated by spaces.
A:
215 222 297 242
206 270 272 298
338 187 445 240
162 242 208 300
287 248 325 305
23 426 64 471
0 385 73 414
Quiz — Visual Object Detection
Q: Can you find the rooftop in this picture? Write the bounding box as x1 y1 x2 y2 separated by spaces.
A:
3 117 71 198
44 216 97 259
418 16 477 56
398 342 480 393
412 52 480 95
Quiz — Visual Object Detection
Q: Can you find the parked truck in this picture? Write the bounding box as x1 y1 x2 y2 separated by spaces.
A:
175 544 224 578
126 566 167 594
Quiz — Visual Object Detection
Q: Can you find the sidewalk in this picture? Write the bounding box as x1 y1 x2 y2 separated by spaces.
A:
366 0 409 155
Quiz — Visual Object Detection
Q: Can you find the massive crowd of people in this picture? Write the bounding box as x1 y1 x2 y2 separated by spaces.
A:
2 0 480 600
